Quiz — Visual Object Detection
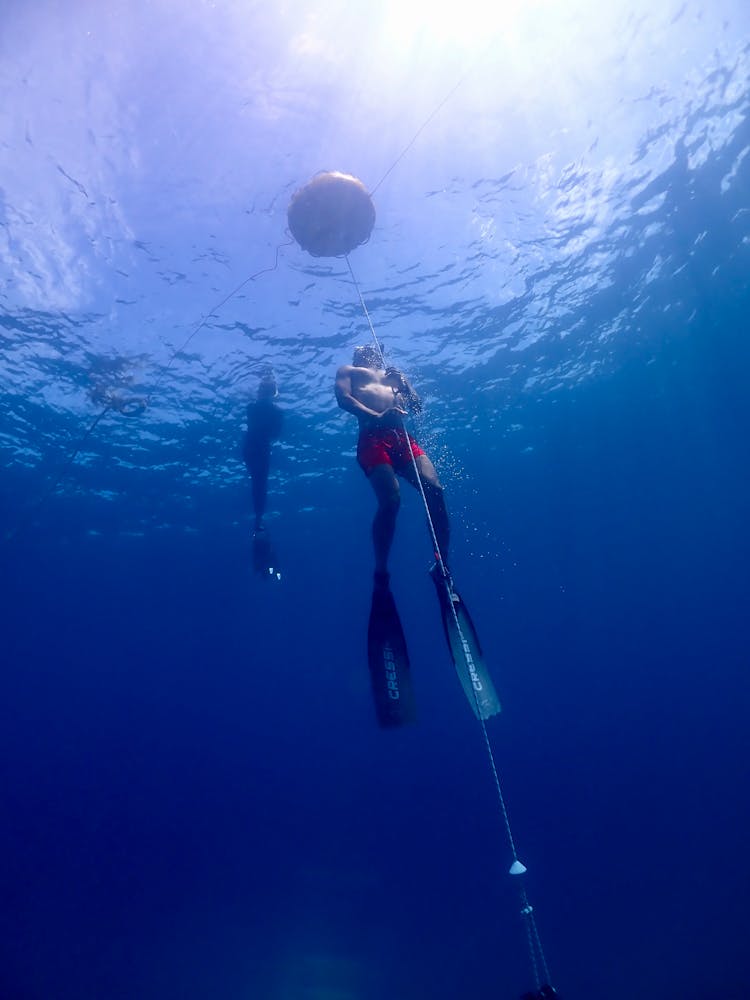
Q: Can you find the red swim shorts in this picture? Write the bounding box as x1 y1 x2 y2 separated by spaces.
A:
357 427 425 475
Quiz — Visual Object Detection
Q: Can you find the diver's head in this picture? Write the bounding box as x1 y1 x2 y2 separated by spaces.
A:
257 372 278 400
352 344 383 370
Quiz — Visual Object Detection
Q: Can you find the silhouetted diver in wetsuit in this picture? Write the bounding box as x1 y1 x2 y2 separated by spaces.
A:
243 372 283 579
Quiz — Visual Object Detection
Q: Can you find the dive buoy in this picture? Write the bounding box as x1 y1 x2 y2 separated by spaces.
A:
287 171 375 258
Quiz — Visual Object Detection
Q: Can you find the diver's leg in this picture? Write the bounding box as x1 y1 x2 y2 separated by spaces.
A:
403 454 450 564
368 464 401 575
247 447 270 530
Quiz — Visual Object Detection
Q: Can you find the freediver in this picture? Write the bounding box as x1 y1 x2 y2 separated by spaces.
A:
334 344 450 589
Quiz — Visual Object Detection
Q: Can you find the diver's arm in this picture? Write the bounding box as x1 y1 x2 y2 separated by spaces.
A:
385 367 422 414
268 402 283 440
335 366 370 417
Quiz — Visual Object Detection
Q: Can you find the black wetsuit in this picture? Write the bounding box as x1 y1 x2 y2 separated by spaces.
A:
243 399 283 529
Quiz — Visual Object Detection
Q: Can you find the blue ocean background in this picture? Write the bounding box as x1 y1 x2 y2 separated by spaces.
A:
1 2 749 998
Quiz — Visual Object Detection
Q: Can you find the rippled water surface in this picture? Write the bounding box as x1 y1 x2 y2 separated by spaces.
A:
2 0 747 522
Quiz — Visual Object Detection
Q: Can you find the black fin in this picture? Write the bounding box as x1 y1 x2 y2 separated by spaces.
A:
367 583 416 728
431 569 501 720
253 529 281 582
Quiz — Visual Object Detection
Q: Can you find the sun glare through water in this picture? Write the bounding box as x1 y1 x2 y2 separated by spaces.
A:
379 0 577 52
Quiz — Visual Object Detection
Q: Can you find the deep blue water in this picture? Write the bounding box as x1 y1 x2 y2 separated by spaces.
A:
2 2 750 999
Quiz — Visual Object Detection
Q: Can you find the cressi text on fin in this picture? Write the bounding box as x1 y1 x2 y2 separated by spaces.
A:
431 570 501 720
367 583 416 728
